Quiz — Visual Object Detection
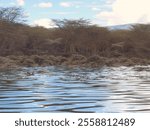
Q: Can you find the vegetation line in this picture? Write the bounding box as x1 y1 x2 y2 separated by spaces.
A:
0 7 150 68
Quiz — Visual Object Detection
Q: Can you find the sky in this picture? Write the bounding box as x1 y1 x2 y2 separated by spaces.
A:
0 0 150 28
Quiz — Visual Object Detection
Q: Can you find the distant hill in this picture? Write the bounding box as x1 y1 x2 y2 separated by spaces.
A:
107 24 132 30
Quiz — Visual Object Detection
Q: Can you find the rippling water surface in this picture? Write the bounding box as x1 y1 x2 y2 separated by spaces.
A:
0 66 150 113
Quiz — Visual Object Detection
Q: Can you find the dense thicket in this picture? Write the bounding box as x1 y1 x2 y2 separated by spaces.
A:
0 7 150 59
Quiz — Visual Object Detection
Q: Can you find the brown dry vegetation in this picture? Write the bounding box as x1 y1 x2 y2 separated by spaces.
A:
1 19 150 58
0 7 150 68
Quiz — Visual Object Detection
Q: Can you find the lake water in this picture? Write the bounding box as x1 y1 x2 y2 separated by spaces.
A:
0 66 150 113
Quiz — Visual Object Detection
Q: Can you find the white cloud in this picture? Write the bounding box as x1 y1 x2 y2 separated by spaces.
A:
52 11 76 15
92 7 101 11
60 1 82 8
105 0 115 4
60 2 72 7
17 0 24 6
38 2 53 8
96 0 150 26
32 18 55 28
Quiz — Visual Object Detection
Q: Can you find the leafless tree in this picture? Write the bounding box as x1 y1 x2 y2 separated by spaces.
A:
0 6 26 23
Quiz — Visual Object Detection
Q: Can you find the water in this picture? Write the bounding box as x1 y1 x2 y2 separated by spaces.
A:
0 66 150 113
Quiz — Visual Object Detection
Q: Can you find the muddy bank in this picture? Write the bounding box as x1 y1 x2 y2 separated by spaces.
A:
0 55 150 69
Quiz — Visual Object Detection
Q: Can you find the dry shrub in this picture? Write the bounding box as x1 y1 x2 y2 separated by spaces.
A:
87 55 105 63
0 18 150 59
110 30 130 43
68 54 87 65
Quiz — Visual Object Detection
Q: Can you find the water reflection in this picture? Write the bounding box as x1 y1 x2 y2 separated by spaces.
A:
0 66 150 113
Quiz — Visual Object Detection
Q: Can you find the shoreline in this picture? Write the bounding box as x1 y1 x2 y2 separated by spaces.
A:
0 55 150 69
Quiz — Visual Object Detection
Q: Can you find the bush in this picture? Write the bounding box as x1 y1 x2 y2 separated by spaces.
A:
0 17 150 59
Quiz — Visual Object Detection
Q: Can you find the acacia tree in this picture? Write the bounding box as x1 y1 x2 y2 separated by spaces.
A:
0 6 26 23
52 19 112 56
52 18 91 29
52 19 92 54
